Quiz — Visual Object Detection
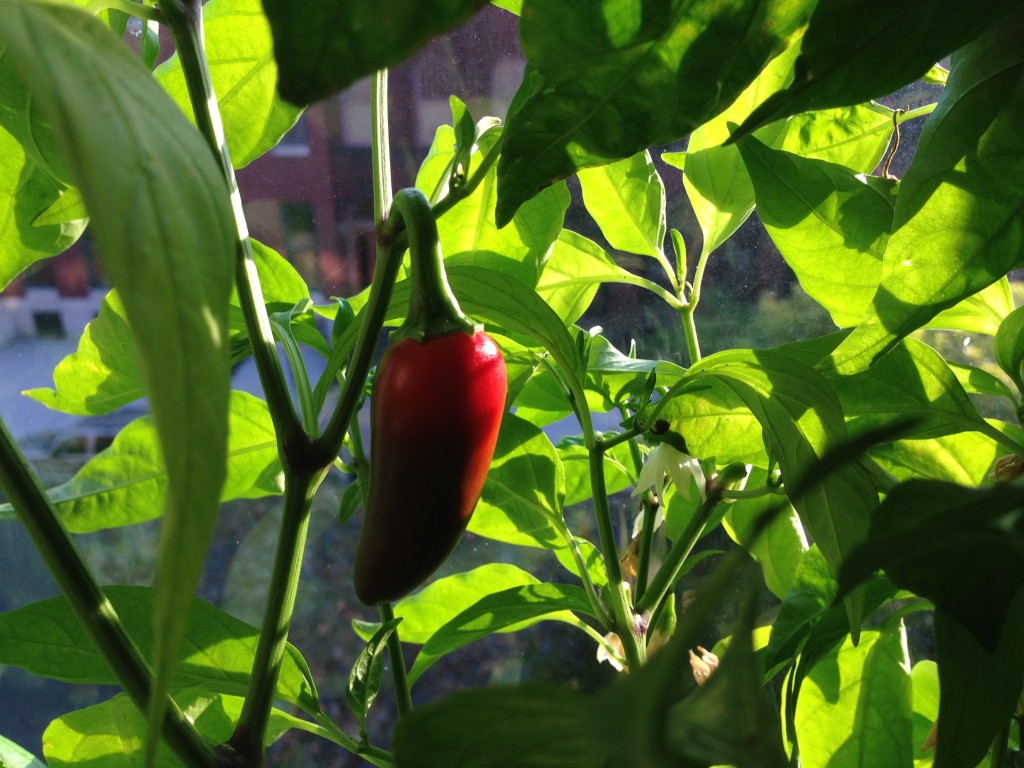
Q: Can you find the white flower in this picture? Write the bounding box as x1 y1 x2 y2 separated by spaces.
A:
596 631 625 671
632 442 707 506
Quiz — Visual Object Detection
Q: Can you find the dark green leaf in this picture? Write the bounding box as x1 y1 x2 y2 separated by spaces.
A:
261 0 488 105
347 617 402 737
560 440 632 508
733 0 1021 139
496 0 814 224
394 685 603 768
824 13 1024 374
408 583 596 683
156 0 303 168
933 594 1024 768
838 480 1024 650
0 586 319 713
0 2 237 735
337 480 362 526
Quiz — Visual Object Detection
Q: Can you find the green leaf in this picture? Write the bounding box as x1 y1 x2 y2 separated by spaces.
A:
664 349 877 631
868 432 999 486
825 14 1024 375
0 735 46 768
0 391 281 532
0 586 318 713
838 480 1024 651
261 0 487 105
794 626 913 768
42 690 301 768
408 582 595 684
911 661 939 767
496 0 814 225
0 124 85 290
30 240 301 416
25 290 141 415
394 685 603 768
537 230 633 324
470 413 568 549
352 563 547 644
0 2 237 741
577 150 666 259
670 40 799 259
723 468 809 599
347 617 402 738
559 440 632 508
155 0 303 168
733 0 1021 140
781 103 896 173
995 304 1024 392
932 594 1024 768
738 137 895 328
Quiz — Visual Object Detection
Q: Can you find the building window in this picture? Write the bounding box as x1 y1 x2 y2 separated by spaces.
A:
32 311 65 339
281 201 320 293
339 78 372 148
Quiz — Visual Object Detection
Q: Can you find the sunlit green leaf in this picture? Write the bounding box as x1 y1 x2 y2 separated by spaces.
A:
910 661 939 768
825 14 1024 374
346 618 401 738
739 137 894 328
781 103 896 173
994 304 1024 392
42 690 301 768
470 413 567 549
670 40 799 259
156 0 303 168
537 230 632 324
868 432 999 486
795 626 913 768
578 150 666 260
0 125 85 290
0 735 45 768
408 582 595 683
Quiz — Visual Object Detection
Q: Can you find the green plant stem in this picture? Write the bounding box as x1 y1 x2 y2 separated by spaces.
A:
588 443 645 670
229 469 326 762
634 495 658 601
158 0 304 454
310 714 394 767
372 69 392 224
379 602 414 716
0 419 218 768
635 492 720 615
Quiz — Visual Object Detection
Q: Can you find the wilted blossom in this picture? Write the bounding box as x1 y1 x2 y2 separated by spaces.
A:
688 645 719 686
597 631 626 671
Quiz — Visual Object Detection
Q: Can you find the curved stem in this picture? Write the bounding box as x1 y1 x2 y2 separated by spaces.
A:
379 602 414 716
158 0 304 454
0 419 218 768
635 493 720 615
371 69 392 226
229 469 326 762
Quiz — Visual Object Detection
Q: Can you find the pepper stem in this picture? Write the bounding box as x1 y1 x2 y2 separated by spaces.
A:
389 189 478 341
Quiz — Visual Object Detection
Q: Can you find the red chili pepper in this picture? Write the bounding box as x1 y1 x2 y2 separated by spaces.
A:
354 189 506 605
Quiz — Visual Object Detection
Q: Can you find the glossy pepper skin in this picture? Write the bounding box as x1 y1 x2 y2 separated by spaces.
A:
353 329 506 604
352 188 506 605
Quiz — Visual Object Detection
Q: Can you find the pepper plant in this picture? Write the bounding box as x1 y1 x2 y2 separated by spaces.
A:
0 0 1023 767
